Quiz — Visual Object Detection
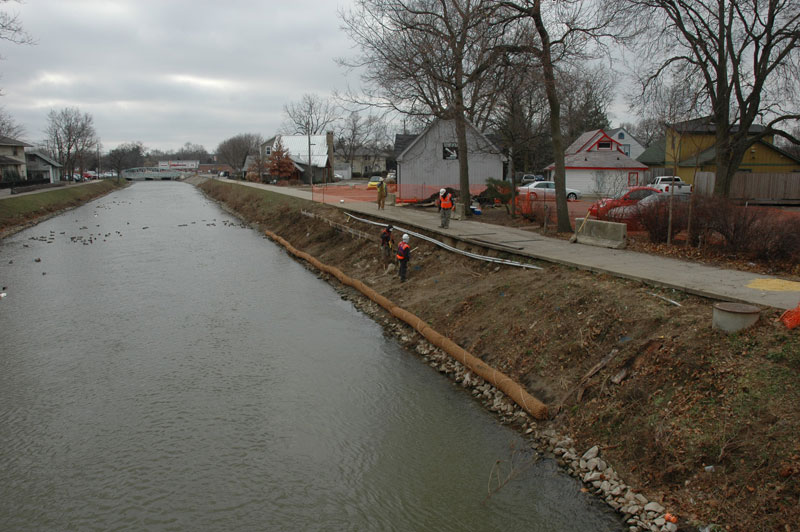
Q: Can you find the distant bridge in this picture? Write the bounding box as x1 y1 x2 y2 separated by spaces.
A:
121 167 185 181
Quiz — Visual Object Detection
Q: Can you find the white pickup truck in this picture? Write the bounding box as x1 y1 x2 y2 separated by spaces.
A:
651 176 693 194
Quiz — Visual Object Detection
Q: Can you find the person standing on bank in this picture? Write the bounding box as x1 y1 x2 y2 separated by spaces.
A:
380 224 395 261
436 188 454 228
376 177 387 210
396 234 411 282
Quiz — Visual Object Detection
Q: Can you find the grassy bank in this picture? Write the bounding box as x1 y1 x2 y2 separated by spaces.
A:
0 180 129 235
198 179 799 532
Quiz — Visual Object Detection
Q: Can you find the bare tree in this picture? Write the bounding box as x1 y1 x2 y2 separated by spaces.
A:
0 1 33 45
176 142 211 163
497 0 615 232
610 0 800 196
43 107 96 180
625 117 664 148
340 0 508 214
336 111 380 163
0 105 24 138
216 133 262 175
281 94 340 135
559 65 613 144
105 142 145 181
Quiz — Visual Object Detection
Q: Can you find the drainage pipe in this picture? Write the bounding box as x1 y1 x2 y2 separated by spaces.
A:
343 212 543 270
264 229 548 420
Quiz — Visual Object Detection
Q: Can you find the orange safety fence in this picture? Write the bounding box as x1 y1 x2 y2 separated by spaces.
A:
311 182 487 205
780 303 800 330
264 228 549 420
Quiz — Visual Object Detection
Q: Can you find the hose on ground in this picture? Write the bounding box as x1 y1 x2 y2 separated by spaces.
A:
343 212 543 270
264 229 548 420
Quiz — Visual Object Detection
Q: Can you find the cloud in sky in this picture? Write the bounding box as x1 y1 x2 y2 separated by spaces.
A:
1 0 359 152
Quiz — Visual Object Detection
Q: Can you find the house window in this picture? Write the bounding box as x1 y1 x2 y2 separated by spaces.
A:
443 143 458 160
13 147 18 156
597 141 612 150
622 144 631 156
264 147 271 156
627 172 639 186
618 132 625 139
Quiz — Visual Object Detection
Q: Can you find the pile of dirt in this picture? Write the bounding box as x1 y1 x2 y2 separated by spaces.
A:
209 180 800 531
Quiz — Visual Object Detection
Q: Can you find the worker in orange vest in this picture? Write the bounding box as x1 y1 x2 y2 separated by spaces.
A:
396 233 411 282
380 224 395 261
436 188 454 228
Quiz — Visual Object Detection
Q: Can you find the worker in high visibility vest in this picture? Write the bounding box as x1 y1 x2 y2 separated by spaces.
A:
436 188 454 228
380 224 395 261
396 234 411 282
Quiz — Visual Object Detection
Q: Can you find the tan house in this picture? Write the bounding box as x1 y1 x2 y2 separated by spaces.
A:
641 117 800 183
0 136 32 181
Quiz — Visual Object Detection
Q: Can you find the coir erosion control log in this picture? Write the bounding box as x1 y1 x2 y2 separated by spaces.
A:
265 229 548 420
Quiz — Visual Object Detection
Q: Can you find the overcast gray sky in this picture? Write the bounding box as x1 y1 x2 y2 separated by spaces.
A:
1 0 636 154
1 0 358 152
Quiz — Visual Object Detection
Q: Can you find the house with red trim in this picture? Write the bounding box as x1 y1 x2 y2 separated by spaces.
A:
544 129 648 196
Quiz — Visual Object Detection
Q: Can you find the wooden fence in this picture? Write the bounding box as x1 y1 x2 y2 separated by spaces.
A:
694 172 800 202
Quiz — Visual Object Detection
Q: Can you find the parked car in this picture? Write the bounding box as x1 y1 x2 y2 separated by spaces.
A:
651 176 693 195
520 174 545 184
333 173 343 181
589 186 661 218
518 181 582 200
366 175 383 189
606 192 691 230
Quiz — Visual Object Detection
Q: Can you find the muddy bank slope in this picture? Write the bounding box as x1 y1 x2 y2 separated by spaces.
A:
198 179 799 532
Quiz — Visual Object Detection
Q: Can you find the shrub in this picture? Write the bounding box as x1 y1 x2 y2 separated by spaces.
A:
482 178 512 205
638 198 689 243
702 197 766 252
746 212 800 263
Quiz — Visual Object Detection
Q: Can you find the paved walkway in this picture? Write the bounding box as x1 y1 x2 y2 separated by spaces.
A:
213 178 800 311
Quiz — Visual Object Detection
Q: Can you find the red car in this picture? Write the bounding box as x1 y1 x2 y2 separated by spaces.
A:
589 186 662 218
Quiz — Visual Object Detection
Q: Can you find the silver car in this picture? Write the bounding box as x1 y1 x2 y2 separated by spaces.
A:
518 181 582 200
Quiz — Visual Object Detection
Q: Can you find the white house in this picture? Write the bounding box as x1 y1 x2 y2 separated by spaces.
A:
261 132 335 184
606 127 645 160
25 151 63 183
394 118 505 201
544 129 648 196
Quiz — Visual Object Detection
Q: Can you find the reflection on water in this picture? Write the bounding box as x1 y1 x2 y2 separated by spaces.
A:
0 182 622 531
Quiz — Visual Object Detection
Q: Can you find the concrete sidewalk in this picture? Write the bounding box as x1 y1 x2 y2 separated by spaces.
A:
221 178 800 311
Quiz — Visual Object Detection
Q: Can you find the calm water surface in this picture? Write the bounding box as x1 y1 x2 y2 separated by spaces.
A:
0 182 622 531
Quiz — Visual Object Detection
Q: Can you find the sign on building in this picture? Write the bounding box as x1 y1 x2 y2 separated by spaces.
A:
442 143 458 160
158 160 199 170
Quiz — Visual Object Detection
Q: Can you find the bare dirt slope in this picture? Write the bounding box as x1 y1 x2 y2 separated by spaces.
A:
202 180 798 531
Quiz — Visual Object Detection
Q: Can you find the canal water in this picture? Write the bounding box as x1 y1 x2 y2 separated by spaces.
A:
0 182 622 531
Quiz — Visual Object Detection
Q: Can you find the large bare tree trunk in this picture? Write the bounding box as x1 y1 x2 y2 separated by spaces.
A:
454 89 471 215
532 2 571 232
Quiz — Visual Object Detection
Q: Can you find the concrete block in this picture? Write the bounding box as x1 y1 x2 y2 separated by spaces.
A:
574 218 627 249
386 193 396 206
453 203 465 220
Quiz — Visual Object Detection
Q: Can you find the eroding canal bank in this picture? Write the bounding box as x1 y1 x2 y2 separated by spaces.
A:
0 181 623 531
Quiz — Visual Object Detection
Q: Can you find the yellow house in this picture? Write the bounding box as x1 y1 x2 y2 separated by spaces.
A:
638 117 800 184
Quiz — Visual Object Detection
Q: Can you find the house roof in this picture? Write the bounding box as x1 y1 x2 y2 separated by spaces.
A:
270 134 329 168
393 134 418 158
547 129 646 170
26 150 62 167
546 151 648 171
668 116 766 135
637 138 666 165
564 129 626 155
0 154 22 165
395 117 505 162
677 139 800 167
606 127 644 146
0 136 32 147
